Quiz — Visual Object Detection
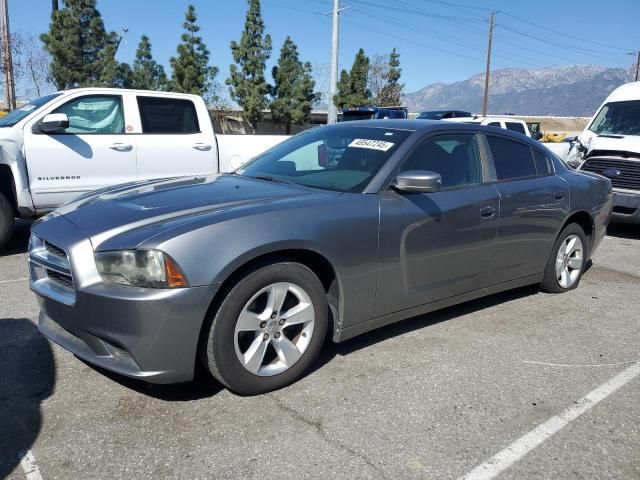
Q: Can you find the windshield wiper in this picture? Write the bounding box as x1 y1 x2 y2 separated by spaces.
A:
248 174 296 185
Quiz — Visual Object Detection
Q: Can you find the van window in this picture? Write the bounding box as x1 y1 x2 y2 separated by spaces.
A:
506 122 527 136
53 95 124 134
137 96 199 134
589 100 640 136
487 136 537 180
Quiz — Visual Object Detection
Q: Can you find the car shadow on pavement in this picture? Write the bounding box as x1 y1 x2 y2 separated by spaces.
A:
82 359 224 402
0 219 32 257
312 285 541 373
0 318 55 478
607 223 640 240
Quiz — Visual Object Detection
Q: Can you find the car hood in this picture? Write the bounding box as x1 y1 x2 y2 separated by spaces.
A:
54 174 336 247
585 134 640 157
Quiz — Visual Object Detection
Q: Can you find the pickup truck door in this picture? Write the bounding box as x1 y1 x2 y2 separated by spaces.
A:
133 95 217 180
23 93 137 210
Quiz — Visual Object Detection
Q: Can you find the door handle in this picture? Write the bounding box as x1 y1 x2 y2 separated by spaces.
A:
192 143 212 151
554 191 566 200
480 206 496 218
109 143 133 151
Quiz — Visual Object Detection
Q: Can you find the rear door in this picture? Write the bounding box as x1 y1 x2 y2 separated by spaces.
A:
485 135 569 283
134 95 216 180
376 133 500 317
24 93 136 209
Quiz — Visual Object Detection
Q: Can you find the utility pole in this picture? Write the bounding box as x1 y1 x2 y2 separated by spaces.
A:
481 12 495 117
635 51 640 82
51 0 58 12
327 0 344 124
0 0 16 111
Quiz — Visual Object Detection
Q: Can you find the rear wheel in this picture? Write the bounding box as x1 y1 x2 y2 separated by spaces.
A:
202 262 328 395
0 193 14 251
541 223 587 293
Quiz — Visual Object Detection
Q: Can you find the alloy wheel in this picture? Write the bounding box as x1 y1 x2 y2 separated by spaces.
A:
555 234 584 288
234 282 315 376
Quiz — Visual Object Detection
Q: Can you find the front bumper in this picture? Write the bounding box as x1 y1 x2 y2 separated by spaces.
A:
30 215 219 384
611 189 640 223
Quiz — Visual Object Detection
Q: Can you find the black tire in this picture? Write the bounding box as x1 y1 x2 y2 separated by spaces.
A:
0 193 15 251
541 223 587 293
202 262 328 395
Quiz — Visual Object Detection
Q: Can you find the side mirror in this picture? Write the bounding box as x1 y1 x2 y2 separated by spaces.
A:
392 170 442 193
533 132 543 141
38 113 69 134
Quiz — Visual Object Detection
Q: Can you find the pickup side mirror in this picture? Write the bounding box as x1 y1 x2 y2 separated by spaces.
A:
392 170 442 193
533 131 543 141
38 113 69 134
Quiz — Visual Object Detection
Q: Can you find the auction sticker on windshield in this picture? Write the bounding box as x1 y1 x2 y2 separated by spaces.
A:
348 138 395 151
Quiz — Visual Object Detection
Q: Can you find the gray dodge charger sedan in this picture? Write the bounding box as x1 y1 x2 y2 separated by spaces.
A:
29 120 612 395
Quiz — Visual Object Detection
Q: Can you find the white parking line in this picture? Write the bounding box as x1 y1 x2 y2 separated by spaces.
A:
19 450 43 480
460 361 640 480
0 277 29 284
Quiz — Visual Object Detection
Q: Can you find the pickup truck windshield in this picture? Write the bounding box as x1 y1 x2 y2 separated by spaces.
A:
589 100 640 136
239 126 411 192
0 93 62 128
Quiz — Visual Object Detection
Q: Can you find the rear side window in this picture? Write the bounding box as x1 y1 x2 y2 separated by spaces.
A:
487 136 536 180
505 122 527 135
532 149 552 175
137 96 199 134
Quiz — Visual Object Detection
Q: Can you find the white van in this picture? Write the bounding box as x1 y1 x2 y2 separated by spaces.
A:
571 81 640 223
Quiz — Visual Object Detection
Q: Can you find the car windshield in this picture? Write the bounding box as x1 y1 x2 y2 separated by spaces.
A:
238 126 412 192
589 100 640 136
0 93 61 127
417 111 446 120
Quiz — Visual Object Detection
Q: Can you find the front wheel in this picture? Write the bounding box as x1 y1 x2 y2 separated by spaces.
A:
541 223 587 293
0 193 15 251
202 262 328 395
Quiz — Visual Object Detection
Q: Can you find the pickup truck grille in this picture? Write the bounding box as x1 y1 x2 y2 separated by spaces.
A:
580 157 640 191
29 235 76 305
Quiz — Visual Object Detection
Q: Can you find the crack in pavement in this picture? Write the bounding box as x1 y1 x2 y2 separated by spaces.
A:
269 394 387 479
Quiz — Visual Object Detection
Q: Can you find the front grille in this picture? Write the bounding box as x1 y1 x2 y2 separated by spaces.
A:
581 157 640 191
29 235 76 305
46 269 74 289
45 241 67 258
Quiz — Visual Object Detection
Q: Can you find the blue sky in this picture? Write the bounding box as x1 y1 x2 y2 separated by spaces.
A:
9 0 640 98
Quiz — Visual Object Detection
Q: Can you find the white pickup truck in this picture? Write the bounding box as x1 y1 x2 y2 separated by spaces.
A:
0 88 287 248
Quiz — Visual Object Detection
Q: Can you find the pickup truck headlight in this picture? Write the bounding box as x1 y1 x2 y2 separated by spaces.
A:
95 250 189 288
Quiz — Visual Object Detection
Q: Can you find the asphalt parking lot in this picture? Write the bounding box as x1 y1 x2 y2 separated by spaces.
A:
1 220 639 480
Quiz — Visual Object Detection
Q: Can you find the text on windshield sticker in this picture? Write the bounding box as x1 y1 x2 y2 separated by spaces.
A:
348 138 395 151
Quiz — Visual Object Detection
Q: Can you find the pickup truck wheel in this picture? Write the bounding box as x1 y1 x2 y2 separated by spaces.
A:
541 223 587 293
202 262 328 395
0 193 14 251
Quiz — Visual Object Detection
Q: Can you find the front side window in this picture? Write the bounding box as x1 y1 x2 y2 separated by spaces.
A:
487 121 501 128
506 122 527 135
589 100 640 136
239 126 411 192
53 95 124 134
398 134 483 188
487 135 537 180
137 96 199 133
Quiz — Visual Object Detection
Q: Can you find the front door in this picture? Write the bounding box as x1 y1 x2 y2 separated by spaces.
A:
24 94 136 210
375 133 500 317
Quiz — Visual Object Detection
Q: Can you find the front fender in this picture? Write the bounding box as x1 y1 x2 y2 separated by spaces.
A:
0 129 34 215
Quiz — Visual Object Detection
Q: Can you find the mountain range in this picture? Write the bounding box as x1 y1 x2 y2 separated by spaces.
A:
402 65 632 116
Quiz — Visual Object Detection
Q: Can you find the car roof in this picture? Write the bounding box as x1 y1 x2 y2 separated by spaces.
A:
327 119 542 146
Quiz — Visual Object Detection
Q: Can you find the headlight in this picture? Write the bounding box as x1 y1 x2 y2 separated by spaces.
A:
94 250 189 288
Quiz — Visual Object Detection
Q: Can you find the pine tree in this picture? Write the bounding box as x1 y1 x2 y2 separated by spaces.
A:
170 5 218 98
132 35 167 91
333 48 371 110
41 0 120 89
271 37 317 134
227 0 272 131
377 48 403 106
